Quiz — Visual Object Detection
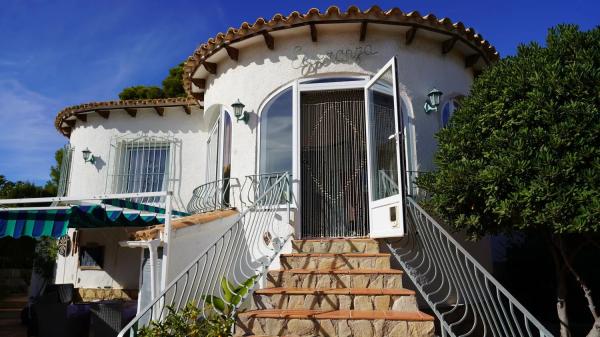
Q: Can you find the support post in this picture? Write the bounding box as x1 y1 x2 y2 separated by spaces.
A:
160 192 173 291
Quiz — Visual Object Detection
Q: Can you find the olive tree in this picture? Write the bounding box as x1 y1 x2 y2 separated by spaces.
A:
419 25 599 337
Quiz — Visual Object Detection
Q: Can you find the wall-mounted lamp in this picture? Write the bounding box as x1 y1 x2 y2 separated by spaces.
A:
82 148 95 164
231 99 249 124
423 88 443 114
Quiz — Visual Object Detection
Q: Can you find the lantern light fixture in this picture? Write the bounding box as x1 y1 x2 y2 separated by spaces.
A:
423 88 443 114
82 148 95 164
231 99 249 124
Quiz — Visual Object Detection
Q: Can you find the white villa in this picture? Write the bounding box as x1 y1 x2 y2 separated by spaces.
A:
0 6 553 337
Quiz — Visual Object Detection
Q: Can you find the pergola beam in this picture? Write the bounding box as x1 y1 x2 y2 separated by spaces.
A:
360 21 368 41
262 31 274 50
191 78 206 89
192 92 204 101
309 23 318 42
225 45 239 61
125 108 137 118
442 36 459 54
465 54 481 68
405 27 417 45
203 62 217 75
97 110 110 119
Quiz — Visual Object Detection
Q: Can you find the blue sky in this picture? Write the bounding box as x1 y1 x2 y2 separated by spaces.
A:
0 0 598 185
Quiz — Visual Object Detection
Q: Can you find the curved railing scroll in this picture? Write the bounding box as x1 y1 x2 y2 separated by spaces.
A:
387 197 554 337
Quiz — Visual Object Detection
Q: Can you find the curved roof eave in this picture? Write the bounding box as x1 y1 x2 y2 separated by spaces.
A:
55 97 199 137
182 5 500 97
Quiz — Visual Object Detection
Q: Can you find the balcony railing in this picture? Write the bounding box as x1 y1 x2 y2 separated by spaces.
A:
186 178 239 214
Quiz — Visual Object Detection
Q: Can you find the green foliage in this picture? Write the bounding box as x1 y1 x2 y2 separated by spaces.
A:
33 237 57 280
118 63 186 100
119 85 165 100
139 275 258 337
162 63 186 98
0 175 54 201
139 302 203 337
44 147 65 196
418 24 600 238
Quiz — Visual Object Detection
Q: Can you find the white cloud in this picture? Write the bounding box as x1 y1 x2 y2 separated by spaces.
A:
0 79 66 183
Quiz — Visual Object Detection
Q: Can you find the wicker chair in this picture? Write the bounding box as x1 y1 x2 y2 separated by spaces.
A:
89 302 123 337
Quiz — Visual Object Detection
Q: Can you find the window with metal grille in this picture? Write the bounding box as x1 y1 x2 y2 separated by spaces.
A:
107 135 177 204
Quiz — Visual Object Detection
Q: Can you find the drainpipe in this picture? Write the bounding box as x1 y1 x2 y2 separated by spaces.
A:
119 239 161 302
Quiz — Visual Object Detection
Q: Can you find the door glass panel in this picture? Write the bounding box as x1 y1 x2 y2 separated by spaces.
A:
206 120 220 182
366 68 399 201
259 88 293 175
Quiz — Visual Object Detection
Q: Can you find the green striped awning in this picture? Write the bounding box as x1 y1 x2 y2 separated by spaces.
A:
0 201 189 239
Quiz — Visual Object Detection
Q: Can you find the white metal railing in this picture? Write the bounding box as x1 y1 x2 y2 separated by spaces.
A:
118 172 291 336
186 178 239 214
387 197 554 337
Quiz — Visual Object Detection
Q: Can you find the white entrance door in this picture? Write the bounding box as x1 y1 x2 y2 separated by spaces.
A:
364 56 406 238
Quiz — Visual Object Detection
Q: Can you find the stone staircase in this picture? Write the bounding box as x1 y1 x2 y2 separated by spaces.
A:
235 238 434 337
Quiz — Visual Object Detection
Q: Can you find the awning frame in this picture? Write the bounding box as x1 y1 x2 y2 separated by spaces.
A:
0 191 177 292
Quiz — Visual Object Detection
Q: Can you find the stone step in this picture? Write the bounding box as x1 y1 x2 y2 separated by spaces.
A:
252 287 417 311
292 238 379 254
235 309 435 337
280 253 390 270
267 268 404 289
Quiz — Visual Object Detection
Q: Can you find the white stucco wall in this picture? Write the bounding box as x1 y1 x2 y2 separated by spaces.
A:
200 24 474 183
55 228 142 289
66 106 207 211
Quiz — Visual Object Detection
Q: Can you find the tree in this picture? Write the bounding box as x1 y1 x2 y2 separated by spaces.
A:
119 85 165 100
418 25 600 337
44 147 65 196
162 63 186 97
118 63 186 100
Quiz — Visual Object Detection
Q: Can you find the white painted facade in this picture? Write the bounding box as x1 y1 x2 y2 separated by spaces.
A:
54 22 485 300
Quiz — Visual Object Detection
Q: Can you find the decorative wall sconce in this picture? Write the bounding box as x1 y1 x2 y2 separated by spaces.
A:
423 88 443 114
231 99 249 124
82 148 95 164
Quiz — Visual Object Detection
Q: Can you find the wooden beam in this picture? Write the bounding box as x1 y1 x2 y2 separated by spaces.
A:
75 114 87 122
405 27 417 45
262 31 274 50
64 120 76 128
465 54 481 68
191 78 206 89
203 62 217 74
183 105 191 115
125 108 137 118
155 107 164 117
224 46 239 61
360 21 368 42
192 92 204 101
97 110 110 119
309 23 318 42
442 36 459 54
